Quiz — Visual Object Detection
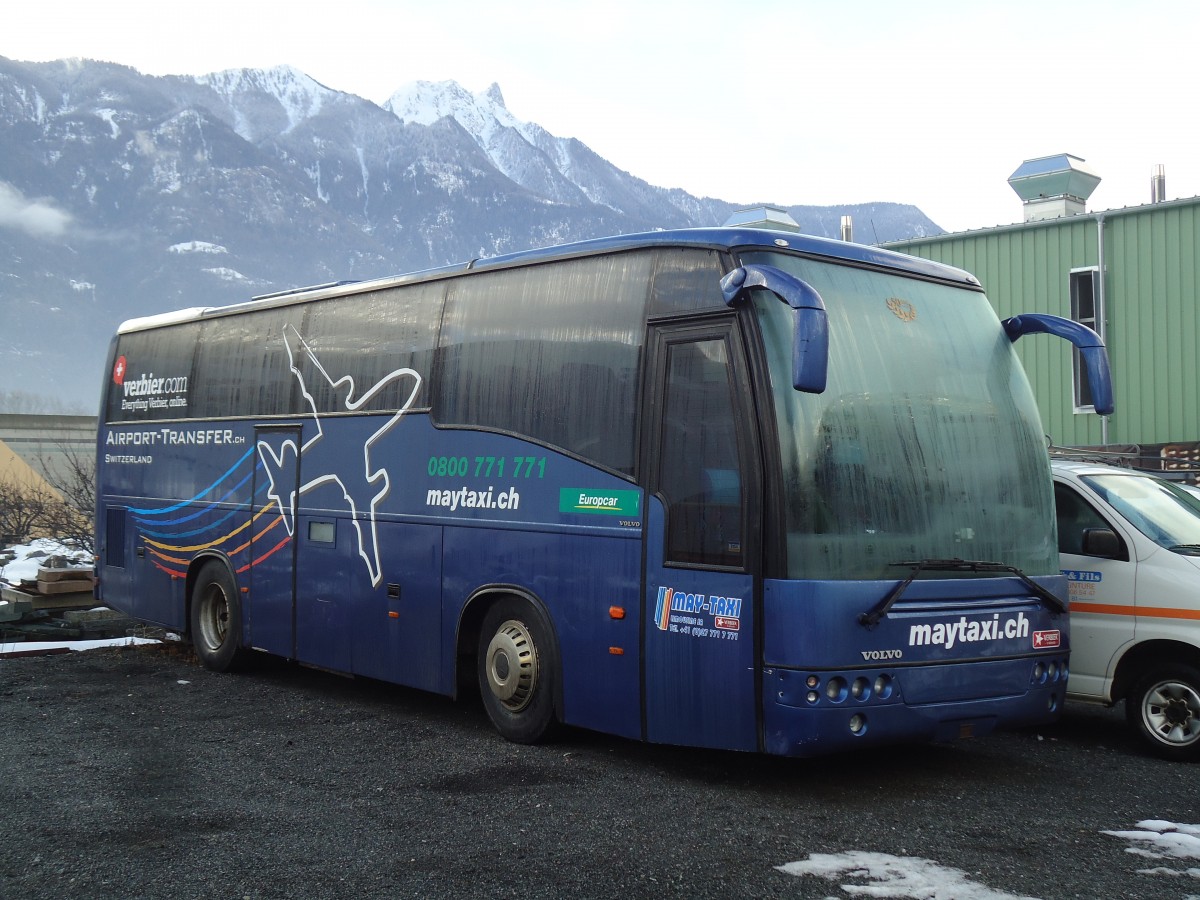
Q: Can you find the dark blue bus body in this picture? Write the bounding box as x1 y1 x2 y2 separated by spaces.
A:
96 228 1093 756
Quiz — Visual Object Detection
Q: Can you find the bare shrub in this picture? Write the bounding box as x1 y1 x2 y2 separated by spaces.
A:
0 441 95 555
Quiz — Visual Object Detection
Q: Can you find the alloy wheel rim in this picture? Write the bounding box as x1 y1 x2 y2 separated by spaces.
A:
1142 680 1200 747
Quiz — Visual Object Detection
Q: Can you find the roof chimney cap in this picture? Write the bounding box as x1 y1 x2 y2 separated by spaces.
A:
723 205 802 232
1007 153 1101 203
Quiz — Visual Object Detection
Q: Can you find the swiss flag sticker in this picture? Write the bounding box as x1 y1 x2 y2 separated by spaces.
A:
113 356 127 385
1033 630 1061 649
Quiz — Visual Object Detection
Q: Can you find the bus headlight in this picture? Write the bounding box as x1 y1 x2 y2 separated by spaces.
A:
826 677 848 703
873 674 894 700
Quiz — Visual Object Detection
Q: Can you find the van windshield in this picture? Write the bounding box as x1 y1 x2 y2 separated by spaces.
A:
1082 473 1200 551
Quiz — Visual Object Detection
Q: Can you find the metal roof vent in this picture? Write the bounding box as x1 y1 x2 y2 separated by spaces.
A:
1151 164 1167 203
722 205 802 232
1007 154 1101 222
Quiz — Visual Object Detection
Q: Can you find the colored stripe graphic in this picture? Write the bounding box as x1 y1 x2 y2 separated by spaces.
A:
135 454 291 579
655 586 673 631
1070 602 1200 621
128 448 256 516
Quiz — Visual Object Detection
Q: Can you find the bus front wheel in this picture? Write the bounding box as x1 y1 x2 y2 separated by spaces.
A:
477 599 558 744
1126 664 1200 762
189 561 247 672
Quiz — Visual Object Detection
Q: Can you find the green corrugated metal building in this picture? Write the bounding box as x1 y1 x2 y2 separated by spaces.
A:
885 155 1200 472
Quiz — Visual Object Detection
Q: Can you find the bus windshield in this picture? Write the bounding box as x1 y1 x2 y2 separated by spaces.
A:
743 250 1054 581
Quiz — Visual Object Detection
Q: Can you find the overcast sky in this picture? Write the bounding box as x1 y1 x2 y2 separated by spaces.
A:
5 0 1198 234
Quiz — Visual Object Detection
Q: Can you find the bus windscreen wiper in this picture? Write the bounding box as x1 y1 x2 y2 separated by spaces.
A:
1169 543 1200 555
859 558 1068 628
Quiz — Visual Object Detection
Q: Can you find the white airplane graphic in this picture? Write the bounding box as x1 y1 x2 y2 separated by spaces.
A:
257 324 422 588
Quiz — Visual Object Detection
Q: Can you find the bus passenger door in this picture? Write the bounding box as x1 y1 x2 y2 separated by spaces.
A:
642 322 761 752
249 425 302 657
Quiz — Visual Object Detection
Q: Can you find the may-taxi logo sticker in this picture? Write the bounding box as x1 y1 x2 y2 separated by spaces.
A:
654 586 742 638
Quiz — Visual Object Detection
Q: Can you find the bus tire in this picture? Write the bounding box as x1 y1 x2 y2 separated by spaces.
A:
189 561 247 673
477 599 559 744
1126 664 1200 762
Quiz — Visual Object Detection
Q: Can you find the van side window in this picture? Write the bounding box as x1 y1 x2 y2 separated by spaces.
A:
1054 483 1111 555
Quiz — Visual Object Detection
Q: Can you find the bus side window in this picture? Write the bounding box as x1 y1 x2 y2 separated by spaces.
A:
433 254 650 475
658 338 744 567
105 506 127 568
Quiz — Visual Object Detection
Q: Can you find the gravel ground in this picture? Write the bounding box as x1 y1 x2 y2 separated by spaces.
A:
0 642 1195 899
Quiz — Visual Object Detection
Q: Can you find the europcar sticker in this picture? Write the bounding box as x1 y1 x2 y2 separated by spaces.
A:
559 488 640 516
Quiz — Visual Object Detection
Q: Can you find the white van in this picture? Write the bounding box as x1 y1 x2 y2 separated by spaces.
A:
1052 459 1200 761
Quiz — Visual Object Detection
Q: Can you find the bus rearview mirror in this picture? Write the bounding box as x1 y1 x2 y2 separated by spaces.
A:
720 265 829 393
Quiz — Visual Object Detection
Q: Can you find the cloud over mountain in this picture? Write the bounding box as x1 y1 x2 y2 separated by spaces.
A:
0 181 73 238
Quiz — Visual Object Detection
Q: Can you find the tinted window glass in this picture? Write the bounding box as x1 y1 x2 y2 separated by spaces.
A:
302 283 442 413
105 322 201 422
104 506 126 568
192 308 306 418
659 338 744 567
434 252 652 474
649 249 726 316
1054 483 1110 555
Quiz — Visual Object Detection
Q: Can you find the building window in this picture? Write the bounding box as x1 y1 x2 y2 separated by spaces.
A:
1070 267 1102 412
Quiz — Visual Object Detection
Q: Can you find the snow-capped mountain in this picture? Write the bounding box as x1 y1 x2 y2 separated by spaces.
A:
385 81 595 208
194 65 339 142
0 56 941 411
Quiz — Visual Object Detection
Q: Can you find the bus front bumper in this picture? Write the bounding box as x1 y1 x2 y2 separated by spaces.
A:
760 655 1069 757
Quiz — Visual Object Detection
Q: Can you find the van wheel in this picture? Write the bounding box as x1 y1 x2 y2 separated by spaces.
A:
1126 665 1200 762
477 599 559 744
190 561 247 672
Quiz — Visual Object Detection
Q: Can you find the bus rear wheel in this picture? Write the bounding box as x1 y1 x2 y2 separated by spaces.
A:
190 561 247 672
477 599 558 744
1126 664 1200 762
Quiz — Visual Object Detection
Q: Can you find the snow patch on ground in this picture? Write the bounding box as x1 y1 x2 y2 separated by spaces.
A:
778 826 1200 898
1104 821 1200 888
2 636 159 654
1 537 91 585
776 851 1041 899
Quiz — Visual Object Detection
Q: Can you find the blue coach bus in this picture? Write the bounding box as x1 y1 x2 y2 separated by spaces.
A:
95 228 1113 756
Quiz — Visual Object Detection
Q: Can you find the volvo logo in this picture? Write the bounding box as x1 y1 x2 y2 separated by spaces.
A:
861 649 903 661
